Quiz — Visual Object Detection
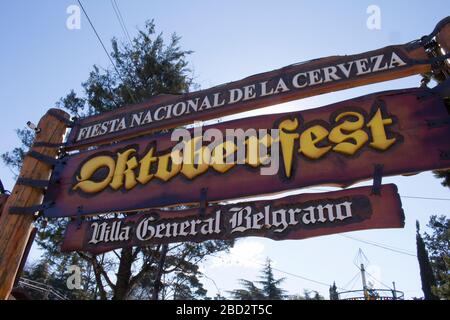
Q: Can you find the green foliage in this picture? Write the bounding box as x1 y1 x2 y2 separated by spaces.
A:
257 259 286 299
432 256 450 299
229 258 286 300
422 215 450 299
20 260 90 300
287 290 325 300
1 128 34 176
432 170 450 188
230 280 266 300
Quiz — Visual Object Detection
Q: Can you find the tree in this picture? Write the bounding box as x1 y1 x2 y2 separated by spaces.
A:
288 290 325 300
416 221 439 300
329 282 339 300
3 19 233 300
19 259 89 300
258 259 286 299
229 280 265 300
229 258 286 300
433 170 450 188
422 215 450 299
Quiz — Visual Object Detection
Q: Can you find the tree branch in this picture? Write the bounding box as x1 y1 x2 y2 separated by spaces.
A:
78 251 116 292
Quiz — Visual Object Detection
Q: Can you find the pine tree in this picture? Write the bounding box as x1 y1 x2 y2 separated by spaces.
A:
416 221 439 300
229 258 285 300
257 259 286 300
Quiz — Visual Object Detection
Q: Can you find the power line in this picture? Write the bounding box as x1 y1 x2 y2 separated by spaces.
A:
339 234 417 257
308 187 450 202
110 0 133 45
350 235 417 256
208 252 348 291
77 0 137 104
114 0 133 43
400 195 450 201
271 266 346 290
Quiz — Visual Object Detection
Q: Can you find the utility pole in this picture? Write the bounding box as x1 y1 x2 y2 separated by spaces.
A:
360 263 368 300
392 281 397 300
0 109 70 299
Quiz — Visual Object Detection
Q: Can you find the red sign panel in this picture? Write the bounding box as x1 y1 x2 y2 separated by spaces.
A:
42 87 450 218
61 184 404 254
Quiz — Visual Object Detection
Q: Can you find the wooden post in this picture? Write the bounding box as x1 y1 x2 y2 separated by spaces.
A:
0 108 70 299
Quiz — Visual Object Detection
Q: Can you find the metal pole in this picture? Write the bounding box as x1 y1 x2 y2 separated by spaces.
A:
360 263 368 300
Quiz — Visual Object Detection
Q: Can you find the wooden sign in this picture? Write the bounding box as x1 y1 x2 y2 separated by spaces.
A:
61 184 404 254
65 33 444 150
42 86 450 218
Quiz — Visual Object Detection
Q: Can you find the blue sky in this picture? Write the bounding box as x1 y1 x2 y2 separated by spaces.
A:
0 0 449 299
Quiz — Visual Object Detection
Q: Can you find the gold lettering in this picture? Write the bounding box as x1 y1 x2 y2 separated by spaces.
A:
155 151 182 181
279 118 299 178
211 141 237 173
329 112 368 155
299 125 331 159
181 137 211 179
137 147 157 184
73 156 116 193
109 149 138 190
367 108 396 150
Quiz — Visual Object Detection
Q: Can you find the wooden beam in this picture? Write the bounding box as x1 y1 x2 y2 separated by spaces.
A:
0 108 70 299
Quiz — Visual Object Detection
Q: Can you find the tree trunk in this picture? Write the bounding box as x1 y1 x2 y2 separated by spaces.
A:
152 244 168 300
112 247 134 300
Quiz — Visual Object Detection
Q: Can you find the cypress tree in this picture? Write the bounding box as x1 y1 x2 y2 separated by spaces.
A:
416 221 439 300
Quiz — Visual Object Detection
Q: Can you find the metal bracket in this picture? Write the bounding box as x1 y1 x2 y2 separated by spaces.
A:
33 141 67 149
76 206 84 229
9 201 54 216
371 164 384 196
440 150 450 160
27 150 61 166
47 109 74 127
16 178 50 189
427 117 450 128
199 188 208 217
420 16 450 48
417 77 450 101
